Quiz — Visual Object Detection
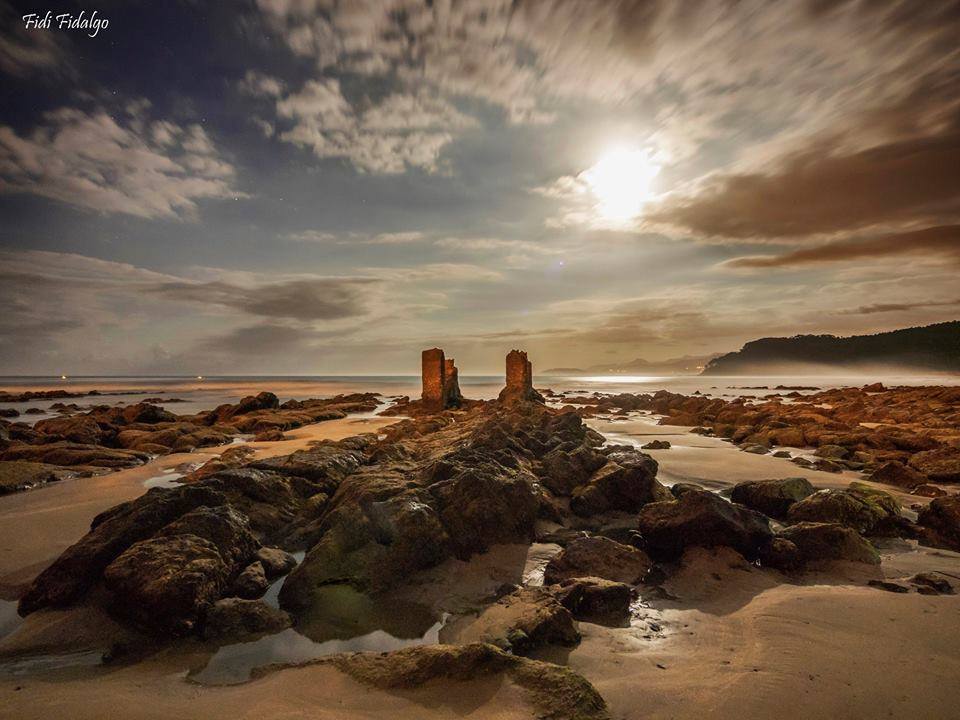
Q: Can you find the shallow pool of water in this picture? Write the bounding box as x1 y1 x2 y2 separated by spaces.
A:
143 469 184 489
0 599 22 641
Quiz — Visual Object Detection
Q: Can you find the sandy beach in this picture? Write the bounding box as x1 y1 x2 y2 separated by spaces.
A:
3 401 959 720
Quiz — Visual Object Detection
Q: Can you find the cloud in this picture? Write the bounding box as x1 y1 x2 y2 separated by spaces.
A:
651 132 960 241
0 2 68 77
836 299 960 315
0 103 243 218
274 80 475 173
238 70 285 98
149 277 381 321
722 225 960 269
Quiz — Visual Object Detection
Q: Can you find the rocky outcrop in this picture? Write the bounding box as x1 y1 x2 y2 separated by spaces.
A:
869 461 927 489
731 477 815 519
636 489 773 560
543 536 651 585
0 460 72 494
909 446 960 483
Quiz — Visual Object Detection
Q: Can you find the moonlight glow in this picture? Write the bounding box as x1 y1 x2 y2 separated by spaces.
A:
582 147 660 222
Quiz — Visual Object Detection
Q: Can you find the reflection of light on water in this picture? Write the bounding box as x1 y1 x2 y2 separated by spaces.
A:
579 375 668 384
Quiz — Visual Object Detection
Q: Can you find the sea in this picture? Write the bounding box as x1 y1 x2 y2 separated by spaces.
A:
1 373 959 425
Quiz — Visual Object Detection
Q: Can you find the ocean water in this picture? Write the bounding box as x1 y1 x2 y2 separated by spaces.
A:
1 373 958 423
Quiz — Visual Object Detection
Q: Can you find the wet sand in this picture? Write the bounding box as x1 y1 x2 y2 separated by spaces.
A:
0 416 397 598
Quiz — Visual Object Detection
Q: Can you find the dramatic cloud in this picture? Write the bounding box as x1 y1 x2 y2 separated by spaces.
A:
723 226 960 269
0 103 242 218
651 132 960 241
150 277 381 321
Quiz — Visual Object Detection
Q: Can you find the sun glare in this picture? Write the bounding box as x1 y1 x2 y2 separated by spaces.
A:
581 146 660 223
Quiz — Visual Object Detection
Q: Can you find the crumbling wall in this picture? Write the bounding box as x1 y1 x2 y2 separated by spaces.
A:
498 349 545 404
421 348 447 410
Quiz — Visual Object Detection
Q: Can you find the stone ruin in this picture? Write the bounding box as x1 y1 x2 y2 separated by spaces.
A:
421 347 544 410
421 348 463 411
498 349 545 404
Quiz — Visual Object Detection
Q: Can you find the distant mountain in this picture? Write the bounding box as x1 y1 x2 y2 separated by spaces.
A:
543 354 716 376
702 321 960 375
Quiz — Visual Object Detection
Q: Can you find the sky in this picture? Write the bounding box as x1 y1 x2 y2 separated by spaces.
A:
1 0 958 375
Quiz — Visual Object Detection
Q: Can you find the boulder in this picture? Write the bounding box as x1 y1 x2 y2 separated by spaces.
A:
636 489 773 560
204 598 292 641
917 495 960 552
256 546 299 579
912 484 947 498
570 449 668 516
156 505 258 570
909 573 954 595
670 482 704 498
815 444 849 460
538 446 606 496
232 561 270 599
542 536 651 585
730 477 815 519
33 416 105 445
641 440 671 450
786 486 900 535
18 484 228 615
758 537 804 573
552 577 632 622
103 534 230 635
777 522 880 565
869 461 927 489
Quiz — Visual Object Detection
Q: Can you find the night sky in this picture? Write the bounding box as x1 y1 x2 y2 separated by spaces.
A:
1 0 958 375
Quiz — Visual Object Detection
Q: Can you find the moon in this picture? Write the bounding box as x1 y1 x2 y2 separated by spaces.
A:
582 146 660 222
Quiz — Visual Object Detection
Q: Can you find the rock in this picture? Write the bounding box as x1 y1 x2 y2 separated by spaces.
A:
908 446 960 483
869 461 927 489
777 522 880 565
670 482 703 498
253 428 286 442
867 579 910 593
256 546 298 579
813 459 845 473
232 561 270 599
917 496 960 552
120 403 177 424
909 573 954 595
641 440 671 450
815 444 849 460
772 450 792 458
156 505 259 570
912 484 947 498
538 446 606 496
552 577 632 622
786 487 899 535
730 477 815 519
0 442 150 469
33 416 105 445
758 537 804 573
0 460 70 494
103 534 230 635
324 644 608 720
18 484 228 616
570 449 668 516
740 443 769 455
543 536 651 585
204 598 292 641
453 587 579 655
636 489 773 560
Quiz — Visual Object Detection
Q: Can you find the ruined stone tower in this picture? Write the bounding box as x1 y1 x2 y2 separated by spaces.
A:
421 348 463 410
498 349 545 404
